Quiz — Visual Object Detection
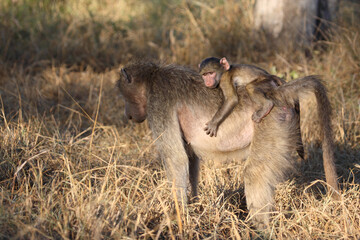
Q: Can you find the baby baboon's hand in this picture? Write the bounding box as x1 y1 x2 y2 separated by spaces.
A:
204 121 218 137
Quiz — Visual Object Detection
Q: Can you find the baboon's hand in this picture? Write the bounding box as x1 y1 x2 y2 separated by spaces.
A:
204 121 218 137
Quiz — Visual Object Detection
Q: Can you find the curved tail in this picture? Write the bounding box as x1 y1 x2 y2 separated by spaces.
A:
272 76 339 197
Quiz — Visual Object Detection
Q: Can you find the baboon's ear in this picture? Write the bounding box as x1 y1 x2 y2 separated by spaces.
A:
121 68 132 83
220 57 230 70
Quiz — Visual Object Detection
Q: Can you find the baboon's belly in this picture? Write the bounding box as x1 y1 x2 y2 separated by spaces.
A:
177 105 254 153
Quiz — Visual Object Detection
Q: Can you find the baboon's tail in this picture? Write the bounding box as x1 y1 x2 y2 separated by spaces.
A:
273 76 340 197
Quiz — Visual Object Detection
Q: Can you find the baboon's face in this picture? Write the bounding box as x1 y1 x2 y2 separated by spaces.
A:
199 58 223 89
201 71 218 88
117 68 147 123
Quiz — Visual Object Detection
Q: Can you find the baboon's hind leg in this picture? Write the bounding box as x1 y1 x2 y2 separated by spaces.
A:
244 107 297 229
243 159 276 229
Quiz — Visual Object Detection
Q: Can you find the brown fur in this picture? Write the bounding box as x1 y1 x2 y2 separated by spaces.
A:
199 57 305 159
199 57 285 135
117 61 339 230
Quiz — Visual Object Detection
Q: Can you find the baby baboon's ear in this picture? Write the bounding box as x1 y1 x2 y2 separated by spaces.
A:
220 57 230 70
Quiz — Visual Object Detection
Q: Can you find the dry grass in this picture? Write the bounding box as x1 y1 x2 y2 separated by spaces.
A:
0 0 359 239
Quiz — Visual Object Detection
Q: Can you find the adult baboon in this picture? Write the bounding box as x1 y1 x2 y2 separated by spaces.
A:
117 61 339 229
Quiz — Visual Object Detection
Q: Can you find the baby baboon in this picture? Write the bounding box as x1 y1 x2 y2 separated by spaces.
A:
117 61 339 230
199 57 284 137
199 57 305 160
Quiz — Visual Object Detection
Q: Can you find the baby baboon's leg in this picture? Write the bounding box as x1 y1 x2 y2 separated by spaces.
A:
246 83 274 123
252 99 274 123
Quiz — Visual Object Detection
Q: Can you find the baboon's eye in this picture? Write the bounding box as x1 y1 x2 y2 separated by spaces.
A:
203 72 213 77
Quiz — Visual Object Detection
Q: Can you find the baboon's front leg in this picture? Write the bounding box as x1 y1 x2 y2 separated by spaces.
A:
185 143 200 200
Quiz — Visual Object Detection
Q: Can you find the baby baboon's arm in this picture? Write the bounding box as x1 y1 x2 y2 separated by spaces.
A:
204 73 238 137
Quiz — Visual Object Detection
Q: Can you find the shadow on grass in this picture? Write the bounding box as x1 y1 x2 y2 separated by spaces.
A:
0 1 161 71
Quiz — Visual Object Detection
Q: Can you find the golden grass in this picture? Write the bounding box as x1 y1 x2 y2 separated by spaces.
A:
0 0 359 239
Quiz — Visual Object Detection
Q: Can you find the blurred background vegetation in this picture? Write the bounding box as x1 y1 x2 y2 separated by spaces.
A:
0 0 359 239
0 0 256 68
4 0 358 68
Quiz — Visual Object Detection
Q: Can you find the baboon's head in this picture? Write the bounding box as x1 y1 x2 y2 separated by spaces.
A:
117 67 148 123
199 57 230 88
